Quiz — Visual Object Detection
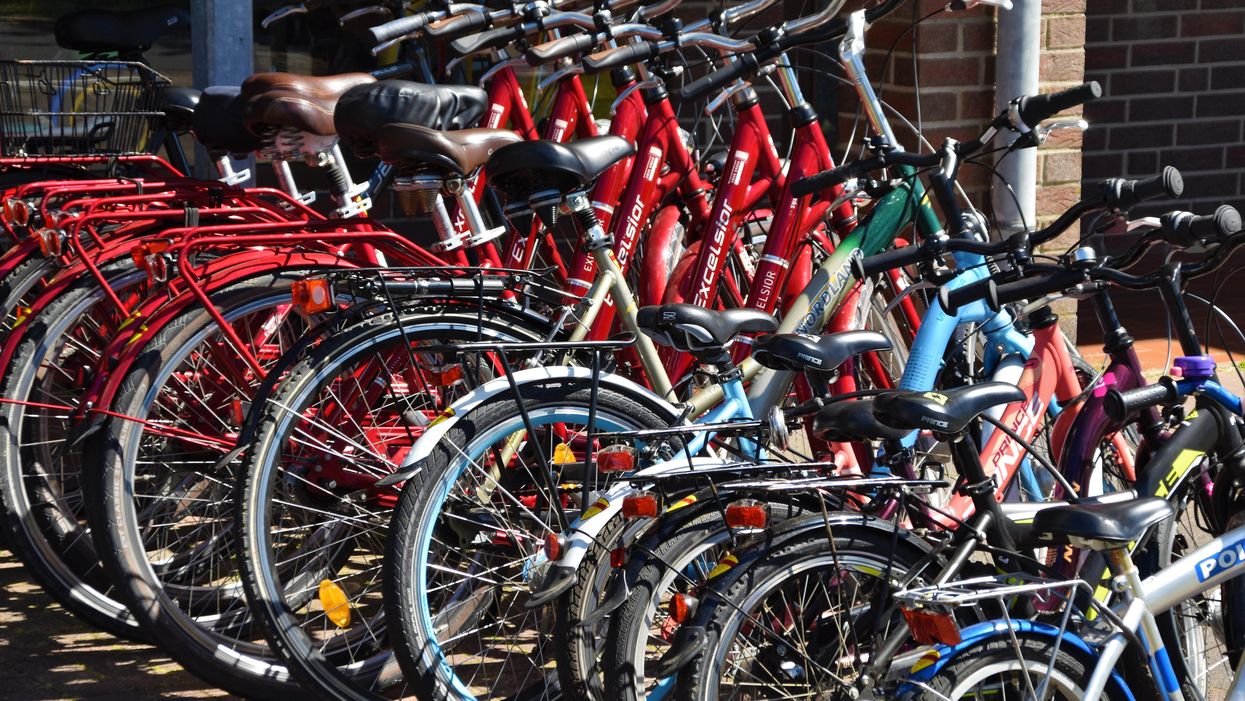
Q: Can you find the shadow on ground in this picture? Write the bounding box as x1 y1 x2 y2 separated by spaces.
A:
0 550 236 700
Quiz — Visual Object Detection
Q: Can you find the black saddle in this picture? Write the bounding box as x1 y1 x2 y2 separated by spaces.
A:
191 87 263 158
161 87 201 134
1031 496 1173 547
812 398 909 442
334 81 489 158
487 136 634 201
55 6 189 56
752 331 892 374
873 383 1026 435
636 304 777 355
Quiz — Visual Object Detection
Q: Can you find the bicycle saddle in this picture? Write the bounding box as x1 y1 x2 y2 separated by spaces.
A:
162 87 202 135
242 72 377 137
334 81 489 157
487 136 635 201
54 6 188 55
1031 496 1173 547
376 125 521 175
192 87 263 157
636 304 778 355
873 383 1026 435
752 331 892 374
812 398 909 442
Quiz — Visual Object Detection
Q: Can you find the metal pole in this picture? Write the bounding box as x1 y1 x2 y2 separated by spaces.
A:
192 1 255 182
993 0 1041 235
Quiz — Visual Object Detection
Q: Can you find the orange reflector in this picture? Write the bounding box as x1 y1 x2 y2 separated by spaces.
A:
901 607 961 646
552 443 575 464
318 579 352 629
543 533 563 560
36 228 62 257
597 444 635 473
430 364 463 386
291 278 334 314
725 500 767 530
3 198 30 227
610 547 626 568
622 493 659 519
669 593 698 624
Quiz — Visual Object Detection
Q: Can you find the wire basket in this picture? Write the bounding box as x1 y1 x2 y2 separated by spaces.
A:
0 60 171 158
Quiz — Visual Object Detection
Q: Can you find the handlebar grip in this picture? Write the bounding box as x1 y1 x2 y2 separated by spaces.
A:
939 276 1000 315
370 61 418 80
1101 166 1184 210
678 54 757 102
450 26 516 56
1159 205 1242 248
1103 381 1179 424
526 33 600 65
791 163 856 198
426 11 492 39
582 42 658 73
1015 81 1101 129
991 269 1085 307
853 244 925 279
368 12 433 44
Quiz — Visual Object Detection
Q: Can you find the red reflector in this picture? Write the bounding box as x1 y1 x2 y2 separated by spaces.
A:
621 493 658 519
669 593 698 624
610 547 626 568
291 278 334 314
725 500 767 530
901 607 961 646
543 533 562 560
597 444 635 473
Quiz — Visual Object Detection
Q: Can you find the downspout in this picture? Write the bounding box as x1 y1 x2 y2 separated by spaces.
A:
992 0 1041 235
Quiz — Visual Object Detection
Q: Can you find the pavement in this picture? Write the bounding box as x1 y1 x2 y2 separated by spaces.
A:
0 550 235 700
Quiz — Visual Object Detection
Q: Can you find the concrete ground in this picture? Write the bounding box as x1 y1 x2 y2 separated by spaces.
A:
0 550 236 700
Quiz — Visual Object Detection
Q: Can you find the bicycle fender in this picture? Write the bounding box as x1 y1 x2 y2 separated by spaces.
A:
895 620 1134 700
373 366 682 487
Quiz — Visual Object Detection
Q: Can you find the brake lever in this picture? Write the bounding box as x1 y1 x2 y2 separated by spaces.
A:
705 77 754 115
1034 118 1087 145
476 56 526 86
610 78 660 115
261 4 308 29
339 4 393 25
372 36 405 55
538 63 584 91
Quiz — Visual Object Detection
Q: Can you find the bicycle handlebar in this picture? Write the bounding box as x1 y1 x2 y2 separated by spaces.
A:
1099 166 1184 211
1103 381 1179 424
1015 82 1101 130
1160 205 1242 248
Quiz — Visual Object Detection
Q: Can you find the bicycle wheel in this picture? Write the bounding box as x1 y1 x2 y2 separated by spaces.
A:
87 273 326 698
1151 479 1245 701
238 309 550 701
0 262 147 639
901 633 1130 701
676 525 932 701
384 380 676 701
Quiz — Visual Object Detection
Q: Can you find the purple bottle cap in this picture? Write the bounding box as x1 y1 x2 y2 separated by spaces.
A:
1173 355 1216 380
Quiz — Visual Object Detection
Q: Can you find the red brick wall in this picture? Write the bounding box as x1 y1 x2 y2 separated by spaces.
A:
1083 0 1245 226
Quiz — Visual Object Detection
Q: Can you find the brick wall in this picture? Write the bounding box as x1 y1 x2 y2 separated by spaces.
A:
1083 0 1245 234
833 1 1088 228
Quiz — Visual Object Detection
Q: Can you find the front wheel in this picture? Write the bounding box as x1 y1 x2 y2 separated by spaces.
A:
900 633 1131 701
384 380 674 701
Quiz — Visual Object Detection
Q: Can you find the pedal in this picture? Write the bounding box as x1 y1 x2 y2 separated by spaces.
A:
432 231 470 251
218 168 251 186
332 195 371 218
465 225 506 248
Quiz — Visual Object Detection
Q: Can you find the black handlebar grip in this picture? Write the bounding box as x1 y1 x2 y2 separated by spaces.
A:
368 12 433 44
450 26 515 56
1102 166 1184 210
991 269 1085 307
370 61 418 80
1015 81 1101 129
791 164 854 198
939 277 1000 315
527 32 601 65
1160 205 1243 248
582 42 658 73
425 11 492 39
1102 381 1178 424
853 244 925 279
678 54 758 102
